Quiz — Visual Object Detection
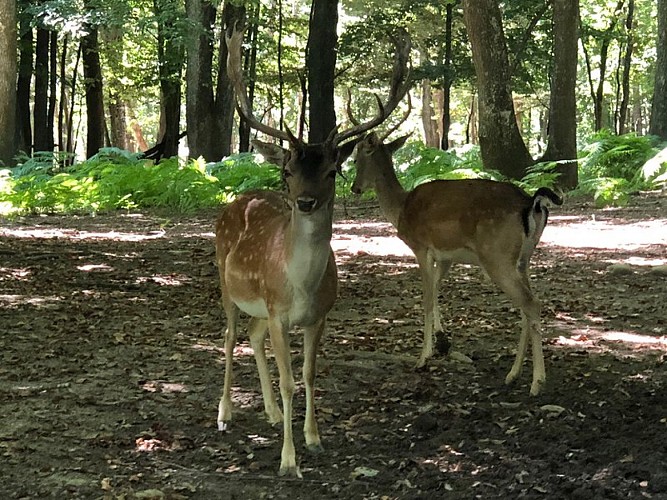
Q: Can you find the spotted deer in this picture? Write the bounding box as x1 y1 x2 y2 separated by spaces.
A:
351 133 562 396
216 28 411 477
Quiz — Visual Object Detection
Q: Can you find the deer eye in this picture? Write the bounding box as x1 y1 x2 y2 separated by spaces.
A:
282 169 293 179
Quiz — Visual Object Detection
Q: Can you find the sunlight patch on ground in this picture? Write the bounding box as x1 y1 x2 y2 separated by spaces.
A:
555 328 667 351
77 263 114 272
135 274 190 286
333 222 413 257
0 267 32 280
0 227 165 242
0 294 62 306
542 218 667 249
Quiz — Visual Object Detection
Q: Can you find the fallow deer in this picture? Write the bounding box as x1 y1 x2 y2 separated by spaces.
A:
351 133 562 396
216 28 411 477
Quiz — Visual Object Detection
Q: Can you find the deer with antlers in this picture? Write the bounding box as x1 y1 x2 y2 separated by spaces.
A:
215 27 410 477
351 133 562 396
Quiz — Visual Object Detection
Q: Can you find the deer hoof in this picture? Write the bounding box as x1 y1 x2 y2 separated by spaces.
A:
306 443 324 454
217 421 229 432
278 465 302 478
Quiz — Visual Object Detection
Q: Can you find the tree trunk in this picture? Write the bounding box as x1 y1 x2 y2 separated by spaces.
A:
541 0 579 190
212 2 245 158
185 0 216 160
618 0 634 134
47 31 57 151
33 28 50 152
306 0 338 144
108 96 131 150
16 17 32 155
155 0 185 159
239 17 259 153
440 2 454 150
0 0 17 165
462 0 533 179
81 28 106 158
421 80 439 147
650 0 667 140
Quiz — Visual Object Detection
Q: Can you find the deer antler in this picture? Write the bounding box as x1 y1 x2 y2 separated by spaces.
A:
333 28 412 146
225 25 291 143
380 91 412 141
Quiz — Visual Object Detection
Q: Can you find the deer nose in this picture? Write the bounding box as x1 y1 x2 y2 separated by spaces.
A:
351 185 361 195
296 196 317 213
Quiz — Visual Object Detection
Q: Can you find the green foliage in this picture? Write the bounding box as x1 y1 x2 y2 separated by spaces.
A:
0 148 281 215
573 130 663 206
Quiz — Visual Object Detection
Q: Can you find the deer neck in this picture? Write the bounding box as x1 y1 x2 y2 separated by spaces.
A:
285 202 333 294
374 162 408 228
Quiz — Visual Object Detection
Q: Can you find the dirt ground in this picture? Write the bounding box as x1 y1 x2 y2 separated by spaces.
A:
1 192 666 499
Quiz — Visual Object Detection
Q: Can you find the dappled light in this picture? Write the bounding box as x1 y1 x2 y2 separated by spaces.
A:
1 195 665 498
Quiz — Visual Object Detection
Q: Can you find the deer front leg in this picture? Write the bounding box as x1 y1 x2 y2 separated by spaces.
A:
267 316 300 477
302 319 325 454
248 317 283 424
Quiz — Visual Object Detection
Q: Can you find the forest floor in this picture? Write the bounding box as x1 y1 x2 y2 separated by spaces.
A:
0 191 666 499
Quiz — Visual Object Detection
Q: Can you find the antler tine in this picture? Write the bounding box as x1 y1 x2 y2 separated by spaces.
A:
380 90 412 141
334 29 412 146
225 25 291 143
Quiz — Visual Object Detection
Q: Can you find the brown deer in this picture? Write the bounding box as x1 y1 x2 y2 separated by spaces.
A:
216 28 410 477
351 133 562 396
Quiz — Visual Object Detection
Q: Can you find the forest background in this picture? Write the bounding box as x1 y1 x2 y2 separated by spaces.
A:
0 0 666 213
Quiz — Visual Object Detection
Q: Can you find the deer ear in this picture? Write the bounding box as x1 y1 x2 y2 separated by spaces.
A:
336 136 364 167
387 134 410 154
252 139 288 167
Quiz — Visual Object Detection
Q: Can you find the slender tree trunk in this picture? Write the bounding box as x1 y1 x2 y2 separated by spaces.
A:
421 80 439 147
16 18 33 154
462 0 533 179
33 28 50 152
66 44 82 156
185 0 216 160
0 0 17 165
47 31 57 152
541 0 579 190
650 0 667 139
239 16 259 153
618 0 634 134
306 0 338 144
440 2 454 150
58 36 68 152
81 28 106 158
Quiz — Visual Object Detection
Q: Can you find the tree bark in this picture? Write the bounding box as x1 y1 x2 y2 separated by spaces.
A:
81 28 106 158
650 0 667 140
185 0 216 160
33 28 50 152
541 0 579 190
616 0 634 134
0 0 17 165
212 1 245 158
440 2 454 150
155 0 185 159
15 16 32 155
462 0 533 179
421 80 439 147
306 0 338 144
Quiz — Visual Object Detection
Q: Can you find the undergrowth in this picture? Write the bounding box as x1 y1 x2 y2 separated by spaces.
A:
1 131 664 215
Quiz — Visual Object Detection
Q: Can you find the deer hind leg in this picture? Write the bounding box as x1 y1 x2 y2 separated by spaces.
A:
484 263 545 396
302 319 325 454
416 251 437 368
248 317 283 424
267 316 300 477
218 292 239 431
